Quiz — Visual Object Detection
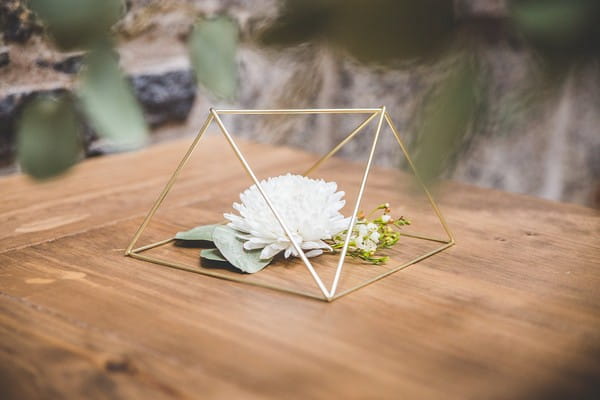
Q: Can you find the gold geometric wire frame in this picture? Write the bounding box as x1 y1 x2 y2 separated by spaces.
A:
125 106 455 302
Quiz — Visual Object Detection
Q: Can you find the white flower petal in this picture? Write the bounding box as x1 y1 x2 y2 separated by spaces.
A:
224 174 348 260
248 237 273 245
316 240 333 251
243 241 264 250
301 240 330 250
260 243 284 259
370 231 380 242
358 224 368 236
305 249 323 258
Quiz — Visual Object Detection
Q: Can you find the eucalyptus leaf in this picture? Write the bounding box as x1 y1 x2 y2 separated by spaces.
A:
212 226 272 274
30 0 124 50
175 224 219 241
200 248 228 262
78 46 148 151
188 16 238 100
509 0 597 48
412 59 478 183
17 95 81 179
259 0 454 65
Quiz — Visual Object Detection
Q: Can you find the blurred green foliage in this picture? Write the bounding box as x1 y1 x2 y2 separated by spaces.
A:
18 0 239 180
15 0 600 183
29 0 123 50
20 0 147 179
17 95 81 179
260 0 455 65
412 59 479 183
78 46 148 150
509 0 600 52
508 0 600 76
259 0 473 180
188 16 238 100
259 0 600 182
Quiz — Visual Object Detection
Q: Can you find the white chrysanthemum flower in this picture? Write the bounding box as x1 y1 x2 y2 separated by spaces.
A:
224 174 350 260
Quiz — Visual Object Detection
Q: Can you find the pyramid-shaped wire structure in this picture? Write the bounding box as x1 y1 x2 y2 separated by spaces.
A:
126 107 455 301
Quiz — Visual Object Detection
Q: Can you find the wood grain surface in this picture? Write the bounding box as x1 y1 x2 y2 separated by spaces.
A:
0 135 599 400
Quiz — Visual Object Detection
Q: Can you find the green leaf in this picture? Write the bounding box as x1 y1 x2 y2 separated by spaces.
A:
30 0 124 50
412 59 478 183
175 224 219 241
258 0 333 47
200 248 228 262
212 226 272 274
17 95 81 179
509 0 597 48
78 46 148 151
259 0 454 65
188 16 238 100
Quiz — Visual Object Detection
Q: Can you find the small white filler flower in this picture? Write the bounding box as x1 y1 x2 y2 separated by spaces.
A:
224 174 350 260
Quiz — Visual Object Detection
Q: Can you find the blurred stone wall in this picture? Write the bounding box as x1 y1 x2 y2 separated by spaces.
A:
1 0 598 207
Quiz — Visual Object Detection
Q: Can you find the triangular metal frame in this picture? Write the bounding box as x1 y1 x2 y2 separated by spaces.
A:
125 107 455 301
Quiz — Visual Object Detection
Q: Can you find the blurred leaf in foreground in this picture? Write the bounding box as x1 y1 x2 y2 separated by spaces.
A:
17 95 81 179
509 0 600 51
188 16 238 100
259 0 455 65
258 0 333 47
328 0 455 65
29 0 124 50
412 59 479 184
78 46 148 151
508 0 600 76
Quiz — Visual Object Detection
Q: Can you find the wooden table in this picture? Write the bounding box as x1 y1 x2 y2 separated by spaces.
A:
1 136 599 399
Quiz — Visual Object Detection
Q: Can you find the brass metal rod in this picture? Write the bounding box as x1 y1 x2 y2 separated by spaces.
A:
329 107 387 298
129 252 326 301
398 232 451 244
384 112 456 244
132 237 175 253
214 108 381 115
302 112 379 177
125 113 214 255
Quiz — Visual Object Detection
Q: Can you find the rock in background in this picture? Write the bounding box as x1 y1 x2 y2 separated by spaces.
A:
0 0 598 207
